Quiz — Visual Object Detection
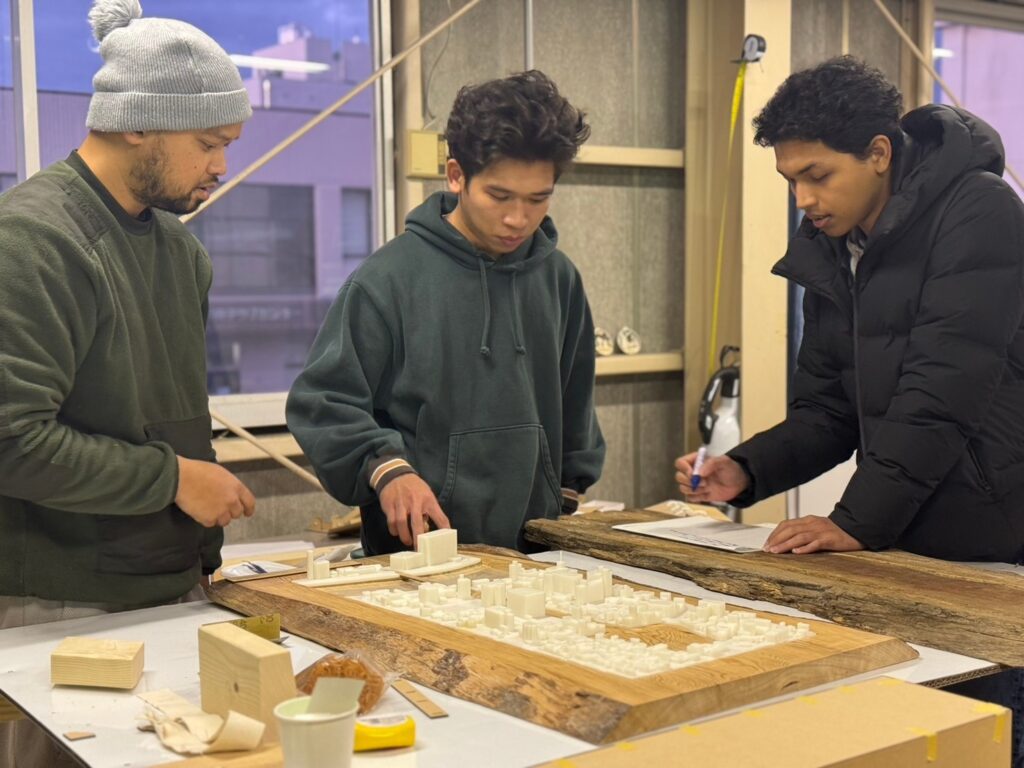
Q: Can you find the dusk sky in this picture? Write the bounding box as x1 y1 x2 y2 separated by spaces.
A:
1 0 371 91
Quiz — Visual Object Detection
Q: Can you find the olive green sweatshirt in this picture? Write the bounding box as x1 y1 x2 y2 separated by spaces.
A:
288 191 605 555
0 152 221 606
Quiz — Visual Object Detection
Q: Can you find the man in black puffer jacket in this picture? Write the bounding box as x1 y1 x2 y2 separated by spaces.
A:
676 56 1024 768
678 57 1024 564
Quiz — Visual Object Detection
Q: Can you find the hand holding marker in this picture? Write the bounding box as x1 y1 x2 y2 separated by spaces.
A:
691 446 708 491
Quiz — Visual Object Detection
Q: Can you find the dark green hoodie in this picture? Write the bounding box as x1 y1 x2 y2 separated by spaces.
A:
288 191 605 553
0 153 221 605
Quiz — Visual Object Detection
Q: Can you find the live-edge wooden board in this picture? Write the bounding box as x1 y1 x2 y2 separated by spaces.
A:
208 546 916 744
525 510 1024 668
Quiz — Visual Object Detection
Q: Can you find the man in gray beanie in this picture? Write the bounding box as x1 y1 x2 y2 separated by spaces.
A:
0 2 254 764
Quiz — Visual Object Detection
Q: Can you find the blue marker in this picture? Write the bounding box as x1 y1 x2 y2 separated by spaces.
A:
691 446 708 491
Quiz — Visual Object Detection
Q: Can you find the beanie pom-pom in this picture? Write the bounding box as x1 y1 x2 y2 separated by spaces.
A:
88 0 143 43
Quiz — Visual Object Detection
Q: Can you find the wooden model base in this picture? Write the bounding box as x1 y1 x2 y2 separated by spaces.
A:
208 547 916 744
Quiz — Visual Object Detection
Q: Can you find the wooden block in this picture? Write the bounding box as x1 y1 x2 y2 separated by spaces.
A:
50 637 144 689
536 678 1010 767
198 622 296 741
161 744 284 767
62 731 95 741
392 679 448 718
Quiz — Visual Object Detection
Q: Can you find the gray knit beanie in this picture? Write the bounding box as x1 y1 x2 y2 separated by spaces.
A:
86 0 252 132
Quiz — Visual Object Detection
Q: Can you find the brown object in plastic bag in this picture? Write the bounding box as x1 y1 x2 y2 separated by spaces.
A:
295 651 393 714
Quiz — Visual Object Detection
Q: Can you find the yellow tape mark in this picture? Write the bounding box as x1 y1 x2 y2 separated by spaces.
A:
553 761 577 768
972 703 1008 743
708 61 748 373
909 727 939 762
678 725 701 735
743 709 765 718
614 742 636 752
797 695 819 705
878 678 905 687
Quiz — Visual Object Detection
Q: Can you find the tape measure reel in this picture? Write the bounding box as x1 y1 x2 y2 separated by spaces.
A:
739 34 766 64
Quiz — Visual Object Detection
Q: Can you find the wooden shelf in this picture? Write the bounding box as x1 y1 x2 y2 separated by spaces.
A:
213 351 685 462
595 350 684 377
575 145 684 169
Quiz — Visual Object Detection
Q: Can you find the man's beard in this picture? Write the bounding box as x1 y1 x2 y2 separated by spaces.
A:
128 142 209 215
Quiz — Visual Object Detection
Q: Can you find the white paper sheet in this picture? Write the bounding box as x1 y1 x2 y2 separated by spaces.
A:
613 516 772 553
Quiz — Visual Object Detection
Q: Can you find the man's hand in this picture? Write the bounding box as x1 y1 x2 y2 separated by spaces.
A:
175 456 256 528
378 474 450 547
674 452 749 503
763 515 864 554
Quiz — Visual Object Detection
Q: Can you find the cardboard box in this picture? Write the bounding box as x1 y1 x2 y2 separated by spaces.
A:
536 677 1010 767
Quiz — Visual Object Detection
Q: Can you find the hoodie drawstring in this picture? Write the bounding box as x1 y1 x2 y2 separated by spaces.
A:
478 260 492 356
509 269 526 354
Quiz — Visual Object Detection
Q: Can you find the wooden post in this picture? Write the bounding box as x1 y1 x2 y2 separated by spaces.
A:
683 0 744 452
738 0 792 523
392 0 426 226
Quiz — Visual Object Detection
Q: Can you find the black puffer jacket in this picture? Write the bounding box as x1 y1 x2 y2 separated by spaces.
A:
730 105 1024 562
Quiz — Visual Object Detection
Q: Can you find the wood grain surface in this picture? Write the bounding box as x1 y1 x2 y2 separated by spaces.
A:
525 510 1024 667
208 547 916 744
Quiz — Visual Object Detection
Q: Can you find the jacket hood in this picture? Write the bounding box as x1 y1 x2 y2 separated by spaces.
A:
405 191 559 273
878 104 1004 239
404 191 560 357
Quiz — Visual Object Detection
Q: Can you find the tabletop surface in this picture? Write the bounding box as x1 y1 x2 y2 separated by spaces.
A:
0 550 997 768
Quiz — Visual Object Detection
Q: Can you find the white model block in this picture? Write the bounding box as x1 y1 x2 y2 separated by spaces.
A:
457 576 471 600
554 571 581 595
306 551 316 579
508 588 545 619
390 551 427 570
574 583 589 605
314 560 330 580
522 621 541 644
494 581 508 606
484 607 506 629
480 583 497 607
418 583 441 605
417 528 457 566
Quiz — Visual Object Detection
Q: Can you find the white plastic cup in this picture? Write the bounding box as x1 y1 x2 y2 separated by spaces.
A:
274 695 357 768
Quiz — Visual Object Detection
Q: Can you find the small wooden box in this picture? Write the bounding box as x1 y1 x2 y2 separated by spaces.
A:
50 637 144 689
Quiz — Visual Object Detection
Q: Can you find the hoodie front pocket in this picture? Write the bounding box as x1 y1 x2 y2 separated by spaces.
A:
95 415 215 576
436 424 561 549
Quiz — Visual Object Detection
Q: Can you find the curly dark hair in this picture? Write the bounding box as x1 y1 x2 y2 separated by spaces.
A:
445 70 590 182
753 56 904 160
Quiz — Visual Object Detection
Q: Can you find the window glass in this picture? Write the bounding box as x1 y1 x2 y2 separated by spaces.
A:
934 20 1024 196
31 0 378 397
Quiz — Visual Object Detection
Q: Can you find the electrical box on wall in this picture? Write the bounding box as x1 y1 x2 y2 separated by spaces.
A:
406 130 447 179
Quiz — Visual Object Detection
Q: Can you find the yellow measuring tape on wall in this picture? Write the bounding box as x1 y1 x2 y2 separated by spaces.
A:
707 35 766 374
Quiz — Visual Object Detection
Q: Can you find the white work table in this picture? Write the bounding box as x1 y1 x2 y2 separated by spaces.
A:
0 551 997 768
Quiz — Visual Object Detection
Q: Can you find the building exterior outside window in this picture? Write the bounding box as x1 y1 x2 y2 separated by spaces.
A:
0 1 378 403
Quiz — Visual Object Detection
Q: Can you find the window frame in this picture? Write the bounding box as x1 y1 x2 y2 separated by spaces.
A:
935 0 1024 33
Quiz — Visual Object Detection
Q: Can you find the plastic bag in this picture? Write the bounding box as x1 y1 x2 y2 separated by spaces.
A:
294 651 396 715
